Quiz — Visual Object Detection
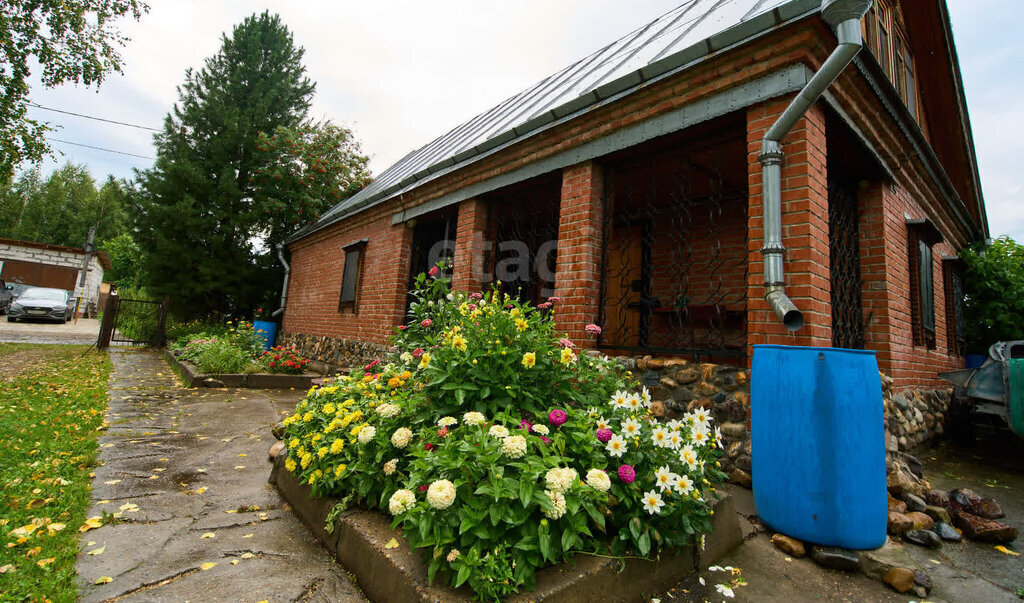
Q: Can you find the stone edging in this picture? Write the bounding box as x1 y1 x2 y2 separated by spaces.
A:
164 350 319 389
268 454 742 602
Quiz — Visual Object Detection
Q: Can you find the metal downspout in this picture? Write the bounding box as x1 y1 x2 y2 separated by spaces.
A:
759 0 872 331
272 243 290 318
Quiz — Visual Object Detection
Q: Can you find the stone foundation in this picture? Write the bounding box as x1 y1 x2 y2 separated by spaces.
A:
278 332 391 375
881 374 951 453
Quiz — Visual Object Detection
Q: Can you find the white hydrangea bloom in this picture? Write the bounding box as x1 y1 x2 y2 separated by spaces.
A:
426 479 457 509
391 427 413 448
586 469 611 492
377 403 401 418
399 352 414 364
542 489 567 519
545 467 578 493
463 411 486 425
501 435 528 458
357 425 377 444
388 489 416 515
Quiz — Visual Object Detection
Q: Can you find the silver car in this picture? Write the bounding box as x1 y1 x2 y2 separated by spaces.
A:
7 287 73 323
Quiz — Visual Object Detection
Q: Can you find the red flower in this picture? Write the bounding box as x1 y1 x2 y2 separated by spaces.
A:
420 319 433 328
412 347 424 359
269 362 276 367
274 355 281 361
419 485 429 492
424 443 435 451
364 359 381 372
428 266 439 277
438 427 449 438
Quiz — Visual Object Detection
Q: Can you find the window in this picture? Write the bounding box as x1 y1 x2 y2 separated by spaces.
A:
907 219 941 349
943 257 966 356
862 0 919 120
338 239 367 312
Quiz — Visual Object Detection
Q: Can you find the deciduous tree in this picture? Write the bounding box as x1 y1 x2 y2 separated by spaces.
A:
0 0 148 182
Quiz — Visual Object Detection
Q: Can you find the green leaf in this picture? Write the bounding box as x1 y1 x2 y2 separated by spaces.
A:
488 504 502 526
538 522 552 561
637 530 651 556
454 389 465 406
455 564 472 587
561 527 577 552
518 479 535 507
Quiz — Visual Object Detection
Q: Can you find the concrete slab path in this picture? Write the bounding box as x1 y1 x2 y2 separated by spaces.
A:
76 349 366 602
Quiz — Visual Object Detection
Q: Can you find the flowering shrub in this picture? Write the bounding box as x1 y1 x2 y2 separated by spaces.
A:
260 345 311 374
281 270 725 600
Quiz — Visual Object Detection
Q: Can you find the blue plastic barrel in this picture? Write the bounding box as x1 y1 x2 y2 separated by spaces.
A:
252 320 278 351
751 345 886 549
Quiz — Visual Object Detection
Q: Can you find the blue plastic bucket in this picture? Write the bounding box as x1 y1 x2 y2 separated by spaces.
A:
751 345 886 549
252 320 278 351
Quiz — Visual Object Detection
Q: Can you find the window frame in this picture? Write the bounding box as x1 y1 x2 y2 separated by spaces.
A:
942 256 966 357
338 238 368 313
907 219 941 349
862 0 920 121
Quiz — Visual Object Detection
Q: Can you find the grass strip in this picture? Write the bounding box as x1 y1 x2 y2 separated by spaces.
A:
0 344 111 601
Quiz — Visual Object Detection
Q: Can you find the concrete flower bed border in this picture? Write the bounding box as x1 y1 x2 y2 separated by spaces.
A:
164 350 320 389
268 454 742 602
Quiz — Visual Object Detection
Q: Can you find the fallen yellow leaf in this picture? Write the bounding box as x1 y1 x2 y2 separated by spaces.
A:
87 546 105 556
234 466 245 470
384 538 399 549
230 559 239 565
241 552 255 559
195 487 207 494
35 557 56 568
238 453 246 457
242 533 253 538
103 480 121 485
95 576 113 584
46 523 65 532
79 517 103 532
201 532 216 539
994 545 1020 556
97 500 110 505
0 564 14 574
200 562 217 571
119 503 139 512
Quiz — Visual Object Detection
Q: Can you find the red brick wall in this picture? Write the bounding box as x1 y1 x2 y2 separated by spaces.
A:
553 161 604 344
283 207 411 345
452 198 488 292
746 98 833 350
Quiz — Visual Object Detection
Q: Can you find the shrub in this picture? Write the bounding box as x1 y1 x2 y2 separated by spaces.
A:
961 236 1024 352
281 271 726 600
172 319 276 374
260 345 311 374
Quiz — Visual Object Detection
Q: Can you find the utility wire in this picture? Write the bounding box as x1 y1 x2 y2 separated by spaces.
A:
29 102 160 132
47 137 155 160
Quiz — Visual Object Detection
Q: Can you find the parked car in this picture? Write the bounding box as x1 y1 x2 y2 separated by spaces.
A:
0 279 13 314
6 287 73 323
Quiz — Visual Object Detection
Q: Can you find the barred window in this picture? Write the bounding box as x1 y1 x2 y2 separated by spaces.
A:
943 257 966 356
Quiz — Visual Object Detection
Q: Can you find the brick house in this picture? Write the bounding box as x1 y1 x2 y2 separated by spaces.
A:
279 0 987 396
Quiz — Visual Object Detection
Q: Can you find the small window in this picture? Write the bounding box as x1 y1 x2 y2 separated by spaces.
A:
942 257 966 356
338 239 368 312
907 219 941 349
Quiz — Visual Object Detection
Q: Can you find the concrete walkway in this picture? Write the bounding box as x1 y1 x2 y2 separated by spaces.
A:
77 349 366 602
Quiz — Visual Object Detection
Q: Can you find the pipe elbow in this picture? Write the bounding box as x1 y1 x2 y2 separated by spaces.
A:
765 289 804 332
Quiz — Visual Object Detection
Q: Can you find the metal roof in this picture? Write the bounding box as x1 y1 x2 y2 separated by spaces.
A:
290 0 818 243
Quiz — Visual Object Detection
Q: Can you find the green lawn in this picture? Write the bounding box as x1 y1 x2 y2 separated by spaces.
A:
0 344 111 601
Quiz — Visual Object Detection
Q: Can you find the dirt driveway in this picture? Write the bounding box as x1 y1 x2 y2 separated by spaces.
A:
0 317 100 345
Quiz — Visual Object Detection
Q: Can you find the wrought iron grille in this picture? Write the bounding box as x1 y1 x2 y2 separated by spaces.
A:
406 208 456 313
827 165 865 349
944 260 966 355
597 128 748 361
487 176 561 305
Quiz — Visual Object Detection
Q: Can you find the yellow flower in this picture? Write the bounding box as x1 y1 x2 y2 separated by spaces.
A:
303 412 314 422
522 352 536 369
330 438 344 455
334 464 347 479
515 318 528 332
317 446 328 459
451 334 468 351
288 437 300 449
284 457 297 472
510 308 521 318
323 402 335 414
387 376 402 388
560 347 577 366
300 453 312 469
312 433 322 442
419 353 432 369
400 371 412 380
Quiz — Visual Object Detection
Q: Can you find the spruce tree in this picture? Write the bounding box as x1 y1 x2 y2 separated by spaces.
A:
133 11 315 317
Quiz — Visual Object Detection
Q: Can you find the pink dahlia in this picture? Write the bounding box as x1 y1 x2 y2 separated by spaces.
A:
584 324 602 335
421 318 433 328
617 465 636 484
596 428 613 443
412 347 424 359
548 409 567 427
428 266 440 277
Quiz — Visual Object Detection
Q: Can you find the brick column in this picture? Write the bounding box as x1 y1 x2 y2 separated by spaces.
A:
553 161 604 346
746 98 832 357
389 223 415 328
452 198 488 292
858 181 894 373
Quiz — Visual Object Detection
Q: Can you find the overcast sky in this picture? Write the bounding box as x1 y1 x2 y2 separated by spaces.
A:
22 0 1023 242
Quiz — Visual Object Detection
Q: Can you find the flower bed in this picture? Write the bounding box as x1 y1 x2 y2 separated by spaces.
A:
280 270 728 600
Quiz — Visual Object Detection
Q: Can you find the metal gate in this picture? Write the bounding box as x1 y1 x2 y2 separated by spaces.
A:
98 294 168 348
827 163 865 349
